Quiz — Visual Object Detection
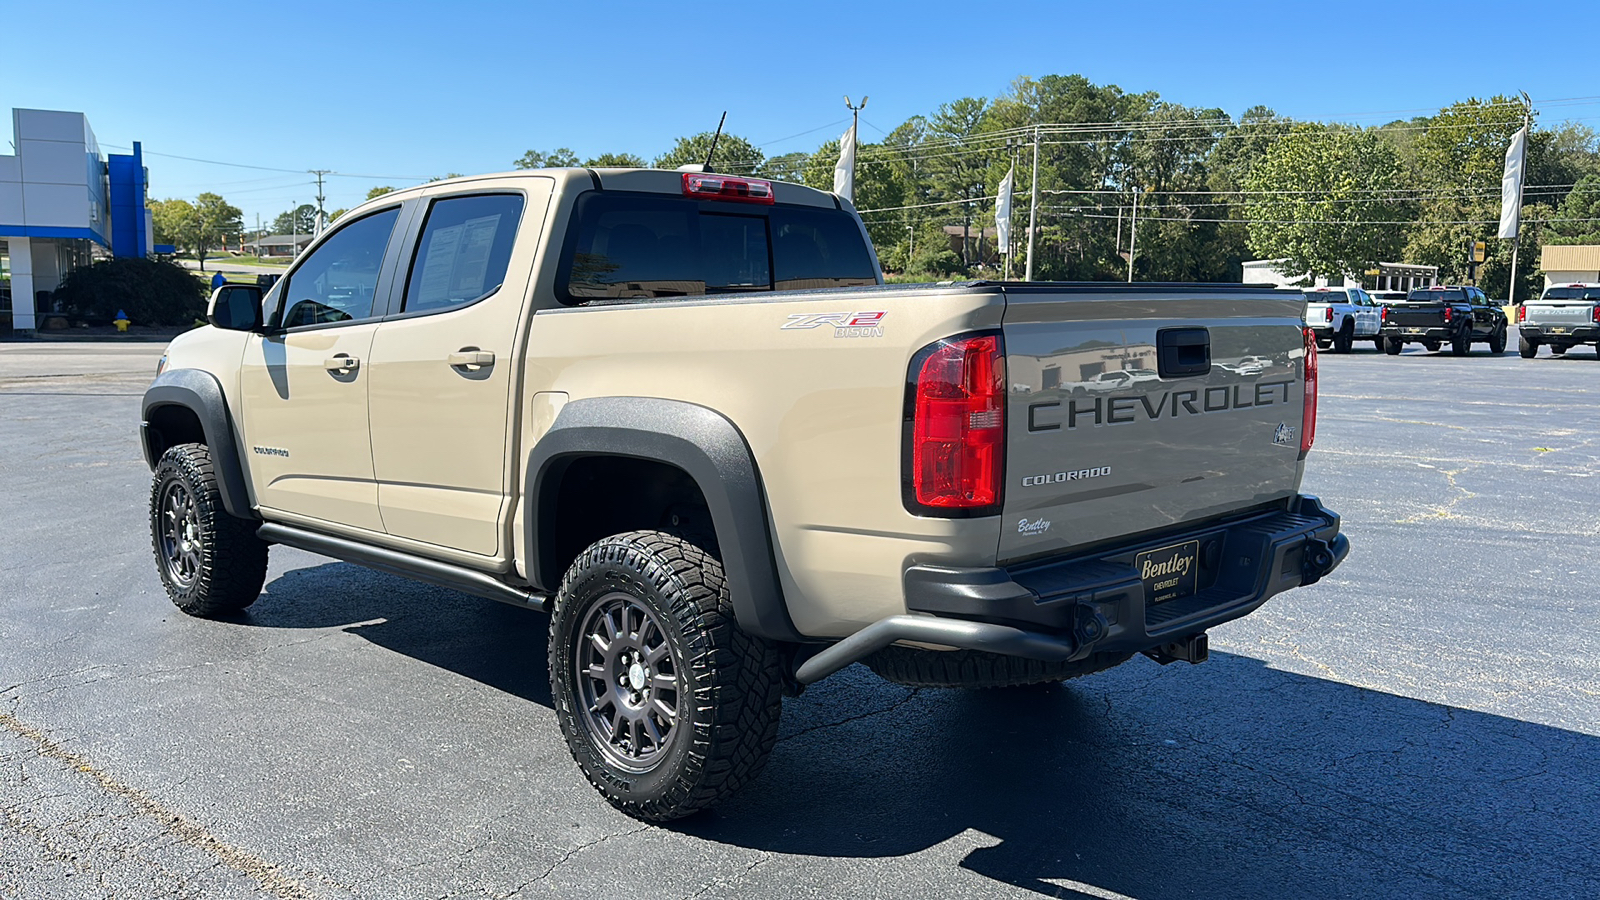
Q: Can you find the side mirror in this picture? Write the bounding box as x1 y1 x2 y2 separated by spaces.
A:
208 284 264 332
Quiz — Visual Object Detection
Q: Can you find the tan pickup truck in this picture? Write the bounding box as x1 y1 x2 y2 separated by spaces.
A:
141 167 1348 820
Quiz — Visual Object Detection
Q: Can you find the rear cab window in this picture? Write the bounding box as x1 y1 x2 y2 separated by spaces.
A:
556 192 878 303
1541 287 1600 301
402 193 526 314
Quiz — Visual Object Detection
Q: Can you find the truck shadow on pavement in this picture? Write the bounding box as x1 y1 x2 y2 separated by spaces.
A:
248 562 555 707
688 653 1599 899
247 563 1597 898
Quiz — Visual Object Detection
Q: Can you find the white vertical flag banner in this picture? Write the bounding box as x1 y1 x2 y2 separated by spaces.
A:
1498 125 1528 240
833 123 856 203
995 165 1015 253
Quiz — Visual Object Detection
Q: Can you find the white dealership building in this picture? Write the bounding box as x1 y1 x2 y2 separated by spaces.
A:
1 108 156 334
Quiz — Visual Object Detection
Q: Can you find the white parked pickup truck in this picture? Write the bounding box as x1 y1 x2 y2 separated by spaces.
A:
1518 283 1600 358
1303 286 1384 353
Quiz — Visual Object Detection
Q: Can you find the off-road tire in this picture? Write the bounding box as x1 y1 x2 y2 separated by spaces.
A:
1422 340 1441 352
149 443 268 617
548 530 783 821
1372 335 1386 350
1451 329 1471 356
1384 337 1403 355
1488 325 1507 355
862 646 1134 689
1332 321 1354 354
1519 335 1538 358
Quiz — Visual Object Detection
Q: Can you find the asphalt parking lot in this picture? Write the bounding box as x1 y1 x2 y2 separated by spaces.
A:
2 339 1597 899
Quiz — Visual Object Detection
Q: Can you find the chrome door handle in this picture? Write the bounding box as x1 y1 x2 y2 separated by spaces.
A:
448 349 495 367
324 354 360 372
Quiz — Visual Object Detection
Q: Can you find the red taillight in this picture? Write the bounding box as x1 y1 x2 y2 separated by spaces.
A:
1592 306 1600 324
909 334 1005 511
1518 305 1527 323
1324 307 1334 323
1380 306 1390 324
681 172 775 204
1300 328 1317 458
1442 306 1453 322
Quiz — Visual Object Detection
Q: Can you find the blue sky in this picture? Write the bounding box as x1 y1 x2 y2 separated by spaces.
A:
4 0 1596 228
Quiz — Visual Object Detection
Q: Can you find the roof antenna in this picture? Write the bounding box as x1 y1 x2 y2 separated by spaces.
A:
703 111 727 172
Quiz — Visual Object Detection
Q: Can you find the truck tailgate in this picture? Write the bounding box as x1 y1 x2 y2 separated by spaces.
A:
999 285 1307 564
1523 301 1595 324
1385 304 1449 328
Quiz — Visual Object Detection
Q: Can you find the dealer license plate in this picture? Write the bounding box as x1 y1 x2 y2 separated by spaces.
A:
1136 540 1200 605
1405 327 1426 334
1549 326 1569 334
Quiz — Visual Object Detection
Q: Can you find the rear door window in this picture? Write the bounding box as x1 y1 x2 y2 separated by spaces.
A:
558 192 877 302
403 193 525 313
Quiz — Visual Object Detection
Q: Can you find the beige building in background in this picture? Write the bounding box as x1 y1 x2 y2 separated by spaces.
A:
1541 245 1600 286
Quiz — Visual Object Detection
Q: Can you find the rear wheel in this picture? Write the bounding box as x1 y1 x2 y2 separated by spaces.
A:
149 443 268 617
548 530 783 821
1519 335 1539 358
1488 325 1507 355
1451 328 1471 356
1384 337 1403 355
862 646 1133 689
1372 335 1386 350
1332 321 1354 354
1552 344 1568 355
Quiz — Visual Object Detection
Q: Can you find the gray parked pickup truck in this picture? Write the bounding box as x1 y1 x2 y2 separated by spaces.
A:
1518 283 1600 358
140 167 1348 820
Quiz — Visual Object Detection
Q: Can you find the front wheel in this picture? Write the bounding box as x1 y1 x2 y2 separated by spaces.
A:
1519 335 1538 358
1384 337 1403 355
1372 335 1387 350
548 531 783 821
149 443 268 617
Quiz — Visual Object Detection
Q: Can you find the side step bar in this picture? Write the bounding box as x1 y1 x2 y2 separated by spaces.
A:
257 523 549 613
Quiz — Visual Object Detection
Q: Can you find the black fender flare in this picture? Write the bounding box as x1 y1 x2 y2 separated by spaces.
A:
141 368 256 520
524 397 801 643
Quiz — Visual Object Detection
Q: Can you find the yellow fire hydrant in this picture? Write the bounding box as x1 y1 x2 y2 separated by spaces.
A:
113 309 130 333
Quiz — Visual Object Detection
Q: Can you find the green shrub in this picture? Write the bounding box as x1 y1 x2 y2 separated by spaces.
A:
54 258 207 326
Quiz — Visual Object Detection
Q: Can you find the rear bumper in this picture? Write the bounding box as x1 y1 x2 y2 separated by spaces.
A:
1309 325 1334 340
1520 324 1599 342
1382 324 1459 342
795 495 1347 683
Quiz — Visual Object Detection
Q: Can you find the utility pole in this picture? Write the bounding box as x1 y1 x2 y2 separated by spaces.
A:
1505 92 1532 306
254 213 261 257
1025 124 1039 281
843 95 868 202
1127 186 1142 283
290 200 298 260
309 169 331 235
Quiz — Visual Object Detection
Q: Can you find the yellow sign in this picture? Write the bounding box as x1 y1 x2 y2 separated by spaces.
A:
1364 269 1381 276
1472 241 1487 263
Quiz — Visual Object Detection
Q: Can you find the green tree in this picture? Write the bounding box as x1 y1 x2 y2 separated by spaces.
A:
1541 173 1600 245
514 148 580 169
148 198 196 250
273 204 318 237
1245 124 1409 281
584 152 647 167
365 185 396 200
191 193 243 271
653 132 763 176
925 97 992 267
758 151 808 183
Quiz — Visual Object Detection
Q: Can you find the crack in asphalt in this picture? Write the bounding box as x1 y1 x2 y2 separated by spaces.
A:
0 710 313 899
780 687 922 742
498 825 652 898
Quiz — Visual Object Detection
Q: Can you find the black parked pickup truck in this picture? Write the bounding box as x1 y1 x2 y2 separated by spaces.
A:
1380 285 1508 356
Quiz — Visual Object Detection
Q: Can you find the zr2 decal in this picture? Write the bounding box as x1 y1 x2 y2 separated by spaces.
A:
782 311 886 339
